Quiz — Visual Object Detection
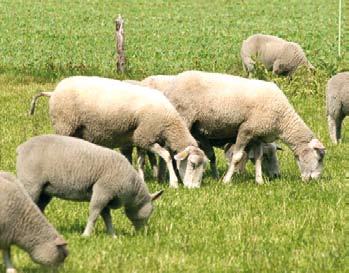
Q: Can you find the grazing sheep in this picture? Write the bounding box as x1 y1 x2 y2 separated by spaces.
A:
241 34 314 76
326 72 349 144
29 76 207 188
126 78 283 180
140 71 325 183
0 172 68 273
224 142 282 178
16 134 164 236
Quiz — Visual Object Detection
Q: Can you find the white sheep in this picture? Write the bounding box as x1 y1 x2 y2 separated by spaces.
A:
0 172 68 273
326 72 349 144
140 71 325 183
126 78 283 180
16 134 164 236
29 76 207 188
241 34 314 77
223 142 282 178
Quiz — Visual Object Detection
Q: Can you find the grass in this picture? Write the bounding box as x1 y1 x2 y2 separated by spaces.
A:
0 0 348 272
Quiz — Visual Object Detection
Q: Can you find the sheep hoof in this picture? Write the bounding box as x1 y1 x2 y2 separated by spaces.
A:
169 182 179 189
185 183 200 189
222 176 231 184
256 178 264 185
81 232 91 237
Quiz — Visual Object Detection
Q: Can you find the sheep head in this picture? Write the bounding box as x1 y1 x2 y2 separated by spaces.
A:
174 146 208 188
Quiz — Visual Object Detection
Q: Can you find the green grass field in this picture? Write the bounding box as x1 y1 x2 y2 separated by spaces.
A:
0 1 348 272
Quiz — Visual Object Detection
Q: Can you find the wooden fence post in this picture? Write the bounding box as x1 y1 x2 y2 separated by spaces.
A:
115 15 126 73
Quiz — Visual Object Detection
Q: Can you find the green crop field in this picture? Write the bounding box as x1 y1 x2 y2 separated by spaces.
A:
0 0 348 272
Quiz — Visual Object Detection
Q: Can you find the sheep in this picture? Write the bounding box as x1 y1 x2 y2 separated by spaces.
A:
125 78 283 180
29 76 207 188
241 34 314 77
223 142 282 178
0 171 68 273
140 71 325 183
326 72 349 144
16 134 164 236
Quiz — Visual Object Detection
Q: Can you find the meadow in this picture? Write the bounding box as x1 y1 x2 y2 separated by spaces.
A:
0 0 348 272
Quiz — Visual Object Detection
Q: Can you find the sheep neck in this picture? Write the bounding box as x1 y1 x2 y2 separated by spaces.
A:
126 175 151 209
162 116 198 153
278 107 314 155
12 197 57 252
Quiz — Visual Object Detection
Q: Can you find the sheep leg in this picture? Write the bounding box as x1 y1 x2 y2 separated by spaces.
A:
147 152 159 179
157 158 167 182
328 115 343 144
136 148 146 180
101 207 116 238
196 135 218 178
150 144 179 188
223 150 246 183
37 193 52 212
328 115 338 144
19 180 43 204
191 127 218 178
120 145 133 163
82 184 111 237
336 117 343 143
3 248 16 273
236 152 248 173
223 126 253 183
252 143 264 184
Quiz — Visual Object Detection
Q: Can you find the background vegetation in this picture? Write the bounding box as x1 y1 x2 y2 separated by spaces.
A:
0 0 347 272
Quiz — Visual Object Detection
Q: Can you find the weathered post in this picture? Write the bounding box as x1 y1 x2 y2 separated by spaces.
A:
115 15 126 73
340 0 349 70
338 0 342 57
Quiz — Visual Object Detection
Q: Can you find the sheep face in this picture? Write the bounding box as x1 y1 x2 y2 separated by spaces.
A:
126 202 153 230
260 143 281 178
125 190 163 230
273 60 291 76
174 146 208 188
30 237 68 266
296 139 325 181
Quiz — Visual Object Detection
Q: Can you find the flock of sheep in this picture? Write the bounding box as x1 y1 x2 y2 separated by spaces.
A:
1 33 348 272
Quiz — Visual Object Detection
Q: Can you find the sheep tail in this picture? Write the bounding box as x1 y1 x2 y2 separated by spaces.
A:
29 91 53 115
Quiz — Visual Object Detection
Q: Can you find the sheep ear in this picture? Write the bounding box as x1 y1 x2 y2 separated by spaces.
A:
309 139 325 158
174 148 190 161
54 237 67 246
151 190 164 201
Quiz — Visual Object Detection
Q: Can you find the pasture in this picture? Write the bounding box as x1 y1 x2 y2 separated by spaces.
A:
0 0 347 272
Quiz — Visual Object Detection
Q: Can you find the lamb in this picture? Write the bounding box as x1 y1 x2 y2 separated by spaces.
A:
0 171 68 273
140 71 325 183
326 72 349 144
223 143 282 178
241 34 314 77
16 134 164 237
29 76 207 188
